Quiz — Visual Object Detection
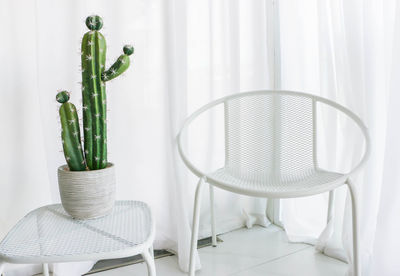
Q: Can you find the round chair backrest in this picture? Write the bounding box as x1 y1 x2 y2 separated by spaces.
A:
224 92 315 181
178 90 369 180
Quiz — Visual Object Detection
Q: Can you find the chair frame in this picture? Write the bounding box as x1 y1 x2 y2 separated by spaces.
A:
177 90 370 276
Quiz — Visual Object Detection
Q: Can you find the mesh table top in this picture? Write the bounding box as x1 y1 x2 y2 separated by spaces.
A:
0 201 153 263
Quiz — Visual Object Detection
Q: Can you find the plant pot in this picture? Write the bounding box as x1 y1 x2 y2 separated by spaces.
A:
57 163 116 219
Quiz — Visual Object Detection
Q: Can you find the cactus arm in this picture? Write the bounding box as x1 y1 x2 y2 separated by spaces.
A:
101 54 130 81
101 45 134 82
57 92 86 171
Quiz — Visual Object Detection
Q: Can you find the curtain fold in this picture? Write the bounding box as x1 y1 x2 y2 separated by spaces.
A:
279 1 397 275
162 0 197 271
370 2 400 275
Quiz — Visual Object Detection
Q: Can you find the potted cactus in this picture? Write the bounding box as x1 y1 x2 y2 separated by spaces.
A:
56 15 134 219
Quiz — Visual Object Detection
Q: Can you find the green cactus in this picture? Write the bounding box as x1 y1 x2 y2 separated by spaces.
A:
57 91 86 171
57 15 133 171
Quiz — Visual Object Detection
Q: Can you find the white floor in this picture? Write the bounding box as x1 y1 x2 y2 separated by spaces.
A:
93 225 347 276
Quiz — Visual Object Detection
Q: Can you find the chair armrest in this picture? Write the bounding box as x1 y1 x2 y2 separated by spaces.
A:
315 96 371 180
176 98 227 178
177 129 207 178
344 126 370 179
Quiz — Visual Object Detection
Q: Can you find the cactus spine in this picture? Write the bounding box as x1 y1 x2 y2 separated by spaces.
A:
57 15 133 171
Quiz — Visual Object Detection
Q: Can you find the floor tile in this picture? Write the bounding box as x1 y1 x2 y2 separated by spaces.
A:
92 226 345 276
93 250 262 276
230 247 347 276
201 225 309 259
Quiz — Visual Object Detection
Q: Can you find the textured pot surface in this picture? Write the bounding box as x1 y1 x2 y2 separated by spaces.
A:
58 163 116 219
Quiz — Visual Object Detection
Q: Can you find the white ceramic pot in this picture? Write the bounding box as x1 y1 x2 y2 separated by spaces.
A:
57 163 116 219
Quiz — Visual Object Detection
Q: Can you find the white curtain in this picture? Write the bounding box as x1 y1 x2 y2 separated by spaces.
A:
2 0 400 275
0 0 195 274
370 2 400 275
0 0 272 275
279 0 399 276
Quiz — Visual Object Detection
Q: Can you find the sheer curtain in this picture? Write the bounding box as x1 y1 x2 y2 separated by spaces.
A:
0 0 197 274
0 0 272 275
370 2 400 275
2 0 400 275
279 0 399 275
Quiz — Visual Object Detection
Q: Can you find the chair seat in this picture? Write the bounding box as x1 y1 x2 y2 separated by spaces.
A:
206 168 346 198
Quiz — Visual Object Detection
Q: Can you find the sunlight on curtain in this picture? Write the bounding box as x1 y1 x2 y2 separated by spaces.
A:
370 2 400 275
279 0 398 275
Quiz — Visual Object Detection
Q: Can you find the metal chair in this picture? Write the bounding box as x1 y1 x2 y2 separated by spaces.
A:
177 90 370 276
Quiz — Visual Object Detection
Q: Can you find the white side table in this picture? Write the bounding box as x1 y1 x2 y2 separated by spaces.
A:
0 200 156 276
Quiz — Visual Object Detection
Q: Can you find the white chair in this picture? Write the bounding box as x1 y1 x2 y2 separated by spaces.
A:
177 90 370 276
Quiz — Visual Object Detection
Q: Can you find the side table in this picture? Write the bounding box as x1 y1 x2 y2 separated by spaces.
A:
0 200 156 276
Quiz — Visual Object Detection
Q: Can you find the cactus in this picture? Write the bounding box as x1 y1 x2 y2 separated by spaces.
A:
57 91 86 171
57 15 133 171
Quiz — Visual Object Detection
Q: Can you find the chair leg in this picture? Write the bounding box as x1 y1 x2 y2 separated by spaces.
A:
189 177 205 276
142 249 156 276
327 190 335 224
209 184 217 247
43 263 49 276
347 180 359 276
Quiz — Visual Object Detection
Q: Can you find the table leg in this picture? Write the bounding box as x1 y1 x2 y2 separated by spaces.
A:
142 248 156 276
0 261 5 275
43 263 49 276
149 245 154 259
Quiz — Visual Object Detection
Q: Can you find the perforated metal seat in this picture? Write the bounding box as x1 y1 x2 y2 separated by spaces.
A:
0 201 156 276
177 90 370 276
207 168 345 198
